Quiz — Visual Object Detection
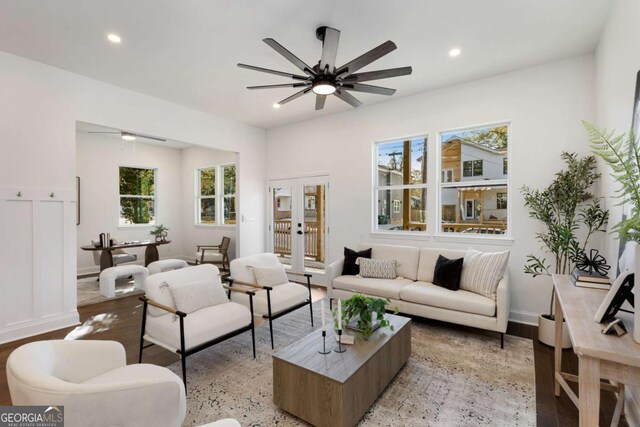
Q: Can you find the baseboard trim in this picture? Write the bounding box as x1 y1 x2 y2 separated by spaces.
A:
0 312 80 344
509 309 538 326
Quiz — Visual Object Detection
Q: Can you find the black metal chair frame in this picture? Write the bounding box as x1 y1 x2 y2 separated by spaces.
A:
138 284 256 388
227 271 313 349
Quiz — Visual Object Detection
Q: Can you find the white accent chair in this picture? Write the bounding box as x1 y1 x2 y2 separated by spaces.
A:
6 340 186 427
228 253 313 349
148 258 189 275
139 264 256 386
99 264 149 298
91 239 137 266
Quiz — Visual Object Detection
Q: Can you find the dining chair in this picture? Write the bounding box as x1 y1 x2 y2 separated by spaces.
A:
195 236 231 271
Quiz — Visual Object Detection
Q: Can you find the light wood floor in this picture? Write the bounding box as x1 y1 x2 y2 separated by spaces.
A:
0 288 627 426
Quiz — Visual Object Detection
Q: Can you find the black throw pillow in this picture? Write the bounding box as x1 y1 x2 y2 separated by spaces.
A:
342 247 372 276
433 255 464 291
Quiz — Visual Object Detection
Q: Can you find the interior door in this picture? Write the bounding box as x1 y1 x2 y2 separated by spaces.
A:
269 176 329 277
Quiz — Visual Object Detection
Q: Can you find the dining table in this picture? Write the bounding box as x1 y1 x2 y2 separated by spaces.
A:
80 240 171 272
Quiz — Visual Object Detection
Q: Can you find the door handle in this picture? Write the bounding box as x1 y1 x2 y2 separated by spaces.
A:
297 230 303 235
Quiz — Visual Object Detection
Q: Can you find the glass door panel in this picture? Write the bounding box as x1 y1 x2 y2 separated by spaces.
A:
302 183 326 274
271 184 294 270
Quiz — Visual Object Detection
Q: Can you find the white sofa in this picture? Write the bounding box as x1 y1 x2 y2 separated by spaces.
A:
327 244 510 347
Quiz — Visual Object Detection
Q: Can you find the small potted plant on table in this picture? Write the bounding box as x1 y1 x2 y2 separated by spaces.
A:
334 293 398 339
150 224 169 242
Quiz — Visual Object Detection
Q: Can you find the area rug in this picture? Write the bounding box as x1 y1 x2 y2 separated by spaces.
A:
168 302 535 426
77 276 144 307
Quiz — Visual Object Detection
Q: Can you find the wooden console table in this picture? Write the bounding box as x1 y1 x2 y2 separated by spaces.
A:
553 274 640 426
80 240 170 272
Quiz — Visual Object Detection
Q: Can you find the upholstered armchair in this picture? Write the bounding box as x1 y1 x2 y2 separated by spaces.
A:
139 264 255 386
6 340 186 427
228 253 313 349
195 236 231 271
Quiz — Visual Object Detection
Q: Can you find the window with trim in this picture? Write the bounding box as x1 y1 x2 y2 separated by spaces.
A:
440 124 508 236
374 136 427 232
197 164 237 225
119 166 156 226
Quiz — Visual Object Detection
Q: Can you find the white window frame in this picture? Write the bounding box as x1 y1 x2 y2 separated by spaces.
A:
372 135 428 235
436 121 511 240
118 166 157 228
441 169 453 183
196 163 237 227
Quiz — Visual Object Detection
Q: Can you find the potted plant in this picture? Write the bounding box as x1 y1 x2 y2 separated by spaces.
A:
333 293 398 339
521 152 608 348
585 121 640 342
150 224 169 242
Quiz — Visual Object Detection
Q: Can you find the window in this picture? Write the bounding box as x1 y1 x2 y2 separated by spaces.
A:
440 124 509 235
222 164 236 224
119 166 156 226
197 164 237 226
375 136 427 232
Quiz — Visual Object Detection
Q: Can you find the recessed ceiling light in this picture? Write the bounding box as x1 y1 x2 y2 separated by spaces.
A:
449 48 461 58
273 103 281 109
107 33 122 44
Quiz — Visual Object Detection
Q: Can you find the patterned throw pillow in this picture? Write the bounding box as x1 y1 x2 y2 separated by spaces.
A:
460 249 510 299
356 257 398 279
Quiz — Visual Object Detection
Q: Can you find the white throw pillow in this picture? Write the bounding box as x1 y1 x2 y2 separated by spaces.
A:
460 249 510 299
166 279 228 314
356 258 398 279
252 265 289 287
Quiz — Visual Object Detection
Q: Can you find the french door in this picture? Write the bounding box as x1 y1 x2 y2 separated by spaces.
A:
268 176 329 277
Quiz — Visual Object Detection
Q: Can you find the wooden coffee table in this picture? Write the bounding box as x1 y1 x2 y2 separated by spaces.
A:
273 314 411 427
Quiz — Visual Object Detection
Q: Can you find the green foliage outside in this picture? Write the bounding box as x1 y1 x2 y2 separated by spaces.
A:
520 152 608 318
119 167 155 224
459 125 508 149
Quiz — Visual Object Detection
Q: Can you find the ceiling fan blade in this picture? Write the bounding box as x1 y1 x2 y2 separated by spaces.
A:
88 131 120 134
137 135 166 142
277 87 313 105
237 63 309 81
342 66 412 83
263 38 316 77
333 89 362 108
342 83 396 96
247 83 309 90
319 27 340 74
335 40 397 78
315 95 327 110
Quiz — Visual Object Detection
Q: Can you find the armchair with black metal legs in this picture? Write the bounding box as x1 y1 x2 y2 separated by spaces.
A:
138 264 256 388
227 253 313 349
195 236 231 271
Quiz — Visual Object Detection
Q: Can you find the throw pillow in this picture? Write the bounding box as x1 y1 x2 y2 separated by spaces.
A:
167 279 228 314
433 255 464 291
342 247 372 276
356 257 397 279
460 249 510 299
252 264 289 287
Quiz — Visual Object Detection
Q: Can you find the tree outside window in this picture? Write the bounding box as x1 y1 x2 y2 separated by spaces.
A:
197 164 237 225
119 167 156 225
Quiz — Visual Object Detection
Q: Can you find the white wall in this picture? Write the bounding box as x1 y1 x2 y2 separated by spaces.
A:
595 0 640 423
181 146 238 262
0 50 266 343
267 54 596 324
76 132 185 274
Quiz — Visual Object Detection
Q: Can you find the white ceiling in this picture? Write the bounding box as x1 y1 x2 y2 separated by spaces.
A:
76 121 193 149
0 0 612 129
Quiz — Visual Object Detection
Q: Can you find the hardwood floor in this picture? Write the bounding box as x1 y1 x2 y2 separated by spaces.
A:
0 290 628 426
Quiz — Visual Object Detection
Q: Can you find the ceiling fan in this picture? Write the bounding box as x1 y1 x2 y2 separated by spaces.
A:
238 26 412 110
87 131 166 142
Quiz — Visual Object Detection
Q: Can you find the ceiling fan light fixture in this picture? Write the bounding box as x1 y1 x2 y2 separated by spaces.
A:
121 132 136 141
312 80 336 95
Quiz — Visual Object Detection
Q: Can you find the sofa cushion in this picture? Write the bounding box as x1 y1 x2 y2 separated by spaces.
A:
342 247 372 276
358 243 420 280
433 255 464 291
460 249 510 299
356 258 397 279
333 275 414 300
417 248 468 282
145 302 251 351
400 282 496 317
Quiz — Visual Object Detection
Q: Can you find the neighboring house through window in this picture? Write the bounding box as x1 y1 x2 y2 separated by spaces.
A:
119 166 157 226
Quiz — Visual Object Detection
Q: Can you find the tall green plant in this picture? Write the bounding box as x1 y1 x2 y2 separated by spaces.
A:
520 152 608 318
584 121 640 242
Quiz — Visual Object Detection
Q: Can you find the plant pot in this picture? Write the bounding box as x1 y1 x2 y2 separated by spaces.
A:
538 314 572 348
